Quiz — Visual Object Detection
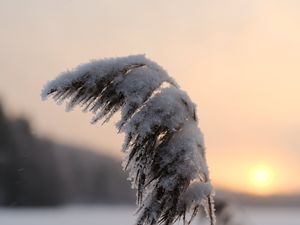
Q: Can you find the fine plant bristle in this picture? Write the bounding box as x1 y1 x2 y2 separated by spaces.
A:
41 54 215 225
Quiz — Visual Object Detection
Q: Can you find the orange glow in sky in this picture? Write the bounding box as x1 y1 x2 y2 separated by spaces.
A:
248 164 275 195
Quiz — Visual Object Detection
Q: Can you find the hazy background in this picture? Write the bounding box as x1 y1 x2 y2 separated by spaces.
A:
0 0 299 206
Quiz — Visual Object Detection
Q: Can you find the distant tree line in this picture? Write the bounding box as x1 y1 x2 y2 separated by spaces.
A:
0 102 134 206
0 102 244 224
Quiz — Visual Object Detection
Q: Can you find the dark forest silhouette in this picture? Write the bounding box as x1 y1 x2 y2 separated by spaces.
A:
0 102 134 206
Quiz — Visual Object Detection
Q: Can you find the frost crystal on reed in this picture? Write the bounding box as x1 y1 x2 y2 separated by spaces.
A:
41 54 215 225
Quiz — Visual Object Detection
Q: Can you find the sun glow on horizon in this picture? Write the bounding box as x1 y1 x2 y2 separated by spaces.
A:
248 164 275 195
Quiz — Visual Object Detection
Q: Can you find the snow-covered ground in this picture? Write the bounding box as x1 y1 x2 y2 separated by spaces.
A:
0 205 299 225
243 206 300 225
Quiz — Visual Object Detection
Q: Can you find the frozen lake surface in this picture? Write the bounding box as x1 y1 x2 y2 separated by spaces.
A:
0 205 299 225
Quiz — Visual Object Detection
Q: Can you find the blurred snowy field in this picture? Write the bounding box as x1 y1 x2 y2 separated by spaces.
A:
243 206 300 225
0 205 299 225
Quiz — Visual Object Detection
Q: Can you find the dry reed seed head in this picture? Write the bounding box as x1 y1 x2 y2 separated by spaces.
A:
41 55 215 225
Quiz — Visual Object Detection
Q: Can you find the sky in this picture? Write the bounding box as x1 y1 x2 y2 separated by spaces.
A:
0 0 299 195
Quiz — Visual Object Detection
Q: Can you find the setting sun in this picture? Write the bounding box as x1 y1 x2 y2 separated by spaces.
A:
248 164 274 195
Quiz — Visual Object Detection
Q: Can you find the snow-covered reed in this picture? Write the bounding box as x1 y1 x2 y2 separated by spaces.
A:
42 55 215 225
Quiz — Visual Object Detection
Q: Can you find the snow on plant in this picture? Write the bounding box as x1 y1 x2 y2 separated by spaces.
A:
41 55 215 225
